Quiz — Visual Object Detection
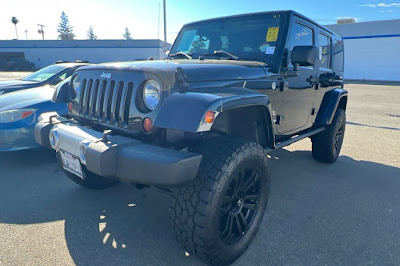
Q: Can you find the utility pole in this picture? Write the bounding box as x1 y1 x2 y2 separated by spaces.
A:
37 24 45 40
25 30 28 40
163 0 167 43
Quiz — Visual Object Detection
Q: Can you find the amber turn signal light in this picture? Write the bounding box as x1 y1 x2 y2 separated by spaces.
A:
143 117 153 132
68 102 72 112
205 111 215 123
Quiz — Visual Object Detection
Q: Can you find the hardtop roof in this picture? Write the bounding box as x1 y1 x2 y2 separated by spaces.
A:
183 10 341 40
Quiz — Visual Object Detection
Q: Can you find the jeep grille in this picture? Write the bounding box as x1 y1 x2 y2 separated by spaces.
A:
79 78 134 128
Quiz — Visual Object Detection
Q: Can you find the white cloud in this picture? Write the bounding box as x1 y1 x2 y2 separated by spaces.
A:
362 2 400 8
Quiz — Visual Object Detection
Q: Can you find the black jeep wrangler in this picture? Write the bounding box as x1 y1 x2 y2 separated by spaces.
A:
35 10 347 265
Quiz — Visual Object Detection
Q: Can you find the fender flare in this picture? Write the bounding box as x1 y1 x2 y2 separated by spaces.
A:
315 88 348 126
153 90 274 136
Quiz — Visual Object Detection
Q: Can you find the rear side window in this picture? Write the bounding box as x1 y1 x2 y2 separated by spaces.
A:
319 33 331 69
332 38 344 72
288 22 314 64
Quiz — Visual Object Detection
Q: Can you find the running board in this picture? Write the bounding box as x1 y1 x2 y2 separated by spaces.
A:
265 127 325 154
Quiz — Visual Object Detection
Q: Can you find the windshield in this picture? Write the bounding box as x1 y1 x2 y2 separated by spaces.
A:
22 65 66 82
170 13 287 68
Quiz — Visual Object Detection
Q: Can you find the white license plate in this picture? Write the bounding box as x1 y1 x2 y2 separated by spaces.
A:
60 150 83 179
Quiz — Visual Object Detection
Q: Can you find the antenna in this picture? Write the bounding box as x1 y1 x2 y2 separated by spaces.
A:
157 2 161 40
25 30 28 40
163 0 167 43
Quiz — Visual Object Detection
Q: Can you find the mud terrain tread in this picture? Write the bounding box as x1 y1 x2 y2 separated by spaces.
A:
312 108 346 163
170 137 268 265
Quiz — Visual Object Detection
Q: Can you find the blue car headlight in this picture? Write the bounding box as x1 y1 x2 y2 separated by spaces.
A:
0 109 37 123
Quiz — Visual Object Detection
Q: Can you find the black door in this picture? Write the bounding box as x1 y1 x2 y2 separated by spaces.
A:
315 31 344 118
276 18 317 135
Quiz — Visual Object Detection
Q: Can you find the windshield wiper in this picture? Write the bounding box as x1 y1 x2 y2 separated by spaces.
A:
169 51 192 59
204 50 239 60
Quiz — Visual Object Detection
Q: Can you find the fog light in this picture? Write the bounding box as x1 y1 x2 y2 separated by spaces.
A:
49 127 60 150
79 140 91 164
143 117 153 133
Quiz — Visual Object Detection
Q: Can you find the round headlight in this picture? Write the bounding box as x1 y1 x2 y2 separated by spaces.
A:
143 79 161 110
73 76 81 91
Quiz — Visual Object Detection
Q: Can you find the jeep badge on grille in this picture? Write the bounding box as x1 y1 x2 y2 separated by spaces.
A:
100 72 112 80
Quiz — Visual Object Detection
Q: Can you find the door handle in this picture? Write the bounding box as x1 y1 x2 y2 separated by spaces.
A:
280 81 288 92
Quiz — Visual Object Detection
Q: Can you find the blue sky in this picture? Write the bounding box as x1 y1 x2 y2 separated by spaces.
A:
1 0 399 42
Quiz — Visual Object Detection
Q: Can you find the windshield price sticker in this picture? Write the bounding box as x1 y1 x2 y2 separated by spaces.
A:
266 27 280 42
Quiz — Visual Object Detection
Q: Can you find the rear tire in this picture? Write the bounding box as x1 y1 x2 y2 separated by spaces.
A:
170 137 270 265
312 108 346 163
57 153 118 189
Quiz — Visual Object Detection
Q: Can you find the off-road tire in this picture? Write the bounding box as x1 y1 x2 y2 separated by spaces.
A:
170 137 270 265
312 108 346 163
56 153 118 189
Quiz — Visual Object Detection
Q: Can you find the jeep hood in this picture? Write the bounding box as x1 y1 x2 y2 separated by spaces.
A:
78 60 268 82
0 86 54 111
0 80 40 94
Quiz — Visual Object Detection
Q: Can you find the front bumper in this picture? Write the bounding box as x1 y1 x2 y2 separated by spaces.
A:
34 112 202 186
0 126 39 151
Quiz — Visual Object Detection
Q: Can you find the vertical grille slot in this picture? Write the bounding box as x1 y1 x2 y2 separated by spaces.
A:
119 82 134 127
95 80 107 120
89 79 100 118
84 79 93 117
104 80 116 123
79 79 87 115
110 81 124 125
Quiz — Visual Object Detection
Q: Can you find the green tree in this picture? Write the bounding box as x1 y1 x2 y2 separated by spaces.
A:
57 11 75 40
123 27 132 40
86 26 97 40
189 38 207 53
11 17 19 39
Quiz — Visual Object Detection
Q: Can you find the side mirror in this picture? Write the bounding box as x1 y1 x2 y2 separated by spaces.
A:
291 45 318 69
52 78 74 103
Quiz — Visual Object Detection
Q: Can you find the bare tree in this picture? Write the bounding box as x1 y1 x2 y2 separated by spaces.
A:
123 27 132 40
11 17 19 39
86 26 97 40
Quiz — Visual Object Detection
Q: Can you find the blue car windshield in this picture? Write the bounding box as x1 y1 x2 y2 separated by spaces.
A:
22 65 66 82
170 12 287 68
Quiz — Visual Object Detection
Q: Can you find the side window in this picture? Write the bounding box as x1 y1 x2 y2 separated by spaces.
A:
288 22 314 65
319 33 331 69
332 38 344 72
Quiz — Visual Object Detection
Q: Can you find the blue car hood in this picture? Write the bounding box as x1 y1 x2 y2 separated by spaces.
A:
0 86 55 111
0 80 40 94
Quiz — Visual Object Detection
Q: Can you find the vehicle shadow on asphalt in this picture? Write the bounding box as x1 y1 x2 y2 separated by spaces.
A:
0 148 399 265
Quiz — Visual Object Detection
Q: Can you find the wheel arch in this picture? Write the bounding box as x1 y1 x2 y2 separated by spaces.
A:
315 88 348 126
153 90 275 148
211 105 275 149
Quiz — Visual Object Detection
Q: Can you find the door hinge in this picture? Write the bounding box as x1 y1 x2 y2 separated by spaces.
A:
275 115 283 125
311 108 316 116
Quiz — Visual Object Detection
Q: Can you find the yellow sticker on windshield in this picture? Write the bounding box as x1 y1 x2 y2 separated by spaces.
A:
266 27 280 42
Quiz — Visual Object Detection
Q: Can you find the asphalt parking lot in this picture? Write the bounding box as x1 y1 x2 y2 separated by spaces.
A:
0 72 399 265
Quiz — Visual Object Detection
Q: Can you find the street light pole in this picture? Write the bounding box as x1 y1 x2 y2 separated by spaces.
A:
163 0 167 43
37 24 45 40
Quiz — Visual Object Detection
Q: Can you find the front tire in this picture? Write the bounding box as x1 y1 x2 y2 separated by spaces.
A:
170 137 270 265
312 108 346 163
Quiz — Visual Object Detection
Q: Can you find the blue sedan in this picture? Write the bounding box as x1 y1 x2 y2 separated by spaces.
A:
0 78 70 151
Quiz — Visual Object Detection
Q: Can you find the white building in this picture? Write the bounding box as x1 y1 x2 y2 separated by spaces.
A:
0 40 170 69
326 19 400 82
